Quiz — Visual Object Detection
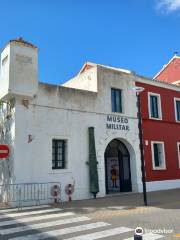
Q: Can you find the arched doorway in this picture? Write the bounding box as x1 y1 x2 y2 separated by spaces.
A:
104 139 132 194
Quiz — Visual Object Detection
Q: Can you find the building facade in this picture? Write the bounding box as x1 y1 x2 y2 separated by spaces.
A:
0 39 142 202
136 80 180 191
0 39 180 204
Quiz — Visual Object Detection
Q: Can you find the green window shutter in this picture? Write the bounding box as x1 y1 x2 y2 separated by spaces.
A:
111 88 122 113
176 100 180 121
153 143 160 167
111 89 116 112
150 95 159 118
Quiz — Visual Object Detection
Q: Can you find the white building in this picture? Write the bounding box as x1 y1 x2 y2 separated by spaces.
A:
0 39 144 204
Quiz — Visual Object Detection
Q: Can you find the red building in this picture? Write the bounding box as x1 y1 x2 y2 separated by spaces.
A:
136 56 180 191
154 55 180 86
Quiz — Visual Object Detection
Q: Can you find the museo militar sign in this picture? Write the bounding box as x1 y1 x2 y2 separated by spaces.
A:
106 115 130 131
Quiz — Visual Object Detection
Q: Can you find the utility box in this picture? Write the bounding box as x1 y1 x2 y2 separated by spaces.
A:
0 38 38 100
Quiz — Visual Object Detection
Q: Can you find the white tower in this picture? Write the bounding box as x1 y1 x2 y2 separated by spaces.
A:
0 38 38 100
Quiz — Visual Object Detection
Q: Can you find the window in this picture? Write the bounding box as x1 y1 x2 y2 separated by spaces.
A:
174 98 180 122
111 88 122 113
177 143 180 169
148 93 162 119
52 139 66 169
151 142 166 170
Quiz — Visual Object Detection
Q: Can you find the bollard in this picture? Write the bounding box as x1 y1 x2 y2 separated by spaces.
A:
134 234 143 240
134 227 143 240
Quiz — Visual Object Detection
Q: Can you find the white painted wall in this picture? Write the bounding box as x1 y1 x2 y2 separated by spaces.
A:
63 67 98 92
146 179 180 192
0 41 38 100
0 40 143 204
13 65 142 202
0 45 10 99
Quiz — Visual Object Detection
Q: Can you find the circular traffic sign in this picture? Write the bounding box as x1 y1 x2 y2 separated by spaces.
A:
0 145 10 159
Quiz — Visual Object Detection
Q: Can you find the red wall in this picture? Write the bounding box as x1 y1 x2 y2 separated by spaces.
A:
136 82 180 182
155 57 180 85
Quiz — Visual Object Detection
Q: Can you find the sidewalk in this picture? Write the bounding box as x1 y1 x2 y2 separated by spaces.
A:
0 188 179 211
60 188 180 211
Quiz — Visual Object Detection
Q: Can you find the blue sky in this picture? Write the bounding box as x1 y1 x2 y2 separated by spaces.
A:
1 0 180 84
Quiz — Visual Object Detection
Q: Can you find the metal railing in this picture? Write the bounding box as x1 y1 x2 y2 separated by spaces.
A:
0 182 62 208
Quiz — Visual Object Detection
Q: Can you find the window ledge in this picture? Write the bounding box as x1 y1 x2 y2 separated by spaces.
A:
149 117 162 121
111 111 124 115
152 167 167 171
49 169 72 174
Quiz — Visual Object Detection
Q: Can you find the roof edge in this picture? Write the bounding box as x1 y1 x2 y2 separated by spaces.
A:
3 37 38 51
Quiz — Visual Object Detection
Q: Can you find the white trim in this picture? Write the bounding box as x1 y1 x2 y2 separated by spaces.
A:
177 142 180 169
136 77 180 92
79 62 131 75
174 97 180 123
151 141 166 170
98 63 131 74
172 80 180 85
146 179 180 192
148 92 162 120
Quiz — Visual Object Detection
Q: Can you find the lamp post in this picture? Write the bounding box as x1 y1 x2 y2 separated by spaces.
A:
133 86 147 206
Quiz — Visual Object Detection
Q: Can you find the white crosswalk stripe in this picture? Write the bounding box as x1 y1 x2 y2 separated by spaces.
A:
0 216 90 235
63 227 133 240
0 207 62 219
0 211 74 227
123 232 164 239
0 206 165 240
9 222 110 240
0 204 50 213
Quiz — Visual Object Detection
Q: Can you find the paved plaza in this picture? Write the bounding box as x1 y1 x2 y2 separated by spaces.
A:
0 189 179 239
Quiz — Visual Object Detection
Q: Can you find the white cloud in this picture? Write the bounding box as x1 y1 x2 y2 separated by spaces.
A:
157 0 180 12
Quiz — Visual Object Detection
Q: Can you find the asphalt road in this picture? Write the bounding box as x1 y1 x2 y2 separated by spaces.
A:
0 189 179 240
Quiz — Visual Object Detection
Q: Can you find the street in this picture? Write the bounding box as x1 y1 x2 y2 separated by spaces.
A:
0 189 179 240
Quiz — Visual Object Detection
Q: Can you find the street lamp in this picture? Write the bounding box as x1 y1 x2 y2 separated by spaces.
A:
133 86 147 206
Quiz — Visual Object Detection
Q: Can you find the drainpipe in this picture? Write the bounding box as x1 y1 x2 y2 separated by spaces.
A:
133 86 147 206
137 91 148 206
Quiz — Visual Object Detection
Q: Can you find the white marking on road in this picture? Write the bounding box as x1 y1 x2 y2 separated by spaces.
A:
124 232 164 240
0 205 50 213
9 222 109 240
0 216 91 235
107 206 125 210
0 212 75 227
0 208 62 219
63 227 133 240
